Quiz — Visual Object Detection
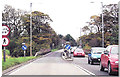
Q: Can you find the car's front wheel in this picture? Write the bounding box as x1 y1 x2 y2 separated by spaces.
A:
108 63 112 75
100 62 104 71
90 60 93 65
73 55 75 57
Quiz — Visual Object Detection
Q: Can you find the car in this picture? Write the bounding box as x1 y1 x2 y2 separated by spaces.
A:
100 45 118 75
73 48 85 57
71 46 77 53
88 47 105 65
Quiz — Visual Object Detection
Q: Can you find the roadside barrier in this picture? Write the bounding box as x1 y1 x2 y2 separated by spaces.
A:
34 49 51 57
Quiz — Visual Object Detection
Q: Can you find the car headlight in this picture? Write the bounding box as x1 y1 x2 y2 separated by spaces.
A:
115 61 118 64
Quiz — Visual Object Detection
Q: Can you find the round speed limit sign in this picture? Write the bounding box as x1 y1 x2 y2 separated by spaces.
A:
2 37 10 47
2 25 10 36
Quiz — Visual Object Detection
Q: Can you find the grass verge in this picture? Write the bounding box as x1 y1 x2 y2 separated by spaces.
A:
51 49 58 52
2 56 36 71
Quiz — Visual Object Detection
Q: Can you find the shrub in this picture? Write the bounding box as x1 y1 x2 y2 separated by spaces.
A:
2 56 36 70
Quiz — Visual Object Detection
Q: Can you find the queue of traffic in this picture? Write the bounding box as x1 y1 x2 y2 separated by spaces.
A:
70 45 119 75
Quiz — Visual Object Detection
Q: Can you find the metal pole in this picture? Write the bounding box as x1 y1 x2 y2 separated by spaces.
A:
80 27 81 37
118 1 120 75
3 47 6 62
101 2 104 47
80 27 82 47
30 3 33 56
90 2 104 47
24 50 26 57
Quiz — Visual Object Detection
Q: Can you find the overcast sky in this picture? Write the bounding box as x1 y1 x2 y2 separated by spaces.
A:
1 0 120 40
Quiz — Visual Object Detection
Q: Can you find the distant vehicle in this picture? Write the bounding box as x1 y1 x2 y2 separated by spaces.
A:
100 45 118 75
88 47 105 65
71 46 77 53
73 48 85 57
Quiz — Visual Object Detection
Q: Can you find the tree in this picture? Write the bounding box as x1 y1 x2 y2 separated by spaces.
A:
90 15 102 33
82 26 90 35
80 4 118 48
64 34 77 46
102 4 118 46
2 5 59 57
2 5 27 38
58 34 64 39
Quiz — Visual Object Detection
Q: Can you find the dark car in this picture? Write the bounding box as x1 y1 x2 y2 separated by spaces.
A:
88 47 105 65
100 45 118 75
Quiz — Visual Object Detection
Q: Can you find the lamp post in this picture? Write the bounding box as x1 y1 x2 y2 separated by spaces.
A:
101 2 104 47
90 2 104 47
80 27 82 47
30 3 33 56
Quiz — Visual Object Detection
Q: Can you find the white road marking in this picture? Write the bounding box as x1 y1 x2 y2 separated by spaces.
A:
8 49 94 75
9 62 33 75
61 51 95 75
8 51 54 75
73 63 96 75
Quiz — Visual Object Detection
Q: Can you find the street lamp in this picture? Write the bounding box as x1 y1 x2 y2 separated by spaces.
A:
101 2 104 47
80 27 82 47
30 3 33 56
90 2 104 47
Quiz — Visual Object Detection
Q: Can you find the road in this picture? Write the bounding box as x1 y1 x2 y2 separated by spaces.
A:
72 56 109 76
5 49 112 75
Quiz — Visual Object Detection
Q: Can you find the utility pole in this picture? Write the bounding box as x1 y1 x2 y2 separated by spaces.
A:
90 2 104 47
118 2 120 70
30 3 33 56
101 2 104 47
80 27 82 47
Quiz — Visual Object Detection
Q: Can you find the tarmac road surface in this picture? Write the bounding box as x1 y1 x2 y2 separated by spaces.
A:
7 50 90 75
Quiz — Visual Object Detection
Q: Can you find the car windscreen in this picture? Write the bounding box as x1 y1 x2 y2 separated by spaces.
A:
75 49 84 52
92 48 105 54
111 46 118 54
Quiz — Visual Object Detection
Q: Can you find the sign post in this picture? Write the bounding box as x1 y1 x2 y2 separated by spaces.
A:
3 47 6 62
24 51 26 57
2 36 10 62
2 25 10 62
22 44 27 57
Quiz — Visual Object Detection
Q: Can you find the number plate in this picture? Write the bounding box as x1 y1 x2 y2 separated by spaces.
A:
77 53 82 55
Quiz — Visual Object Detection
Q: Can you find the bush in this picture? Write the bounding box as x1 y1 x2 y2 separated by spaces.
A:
83 44 91 50
51 49 58 52
2 56 36 70
84 49 91 55
2 49 10 56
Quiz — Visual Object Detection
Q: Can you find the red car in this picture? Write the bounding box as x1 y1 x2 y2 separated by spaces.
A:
100 45 118 75
73 48 85 57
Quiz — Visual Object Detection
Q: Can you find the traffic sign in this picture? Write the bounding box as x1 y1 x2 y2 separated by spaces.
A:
2 37 10 47
2 25 10 36
22 45 27 50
